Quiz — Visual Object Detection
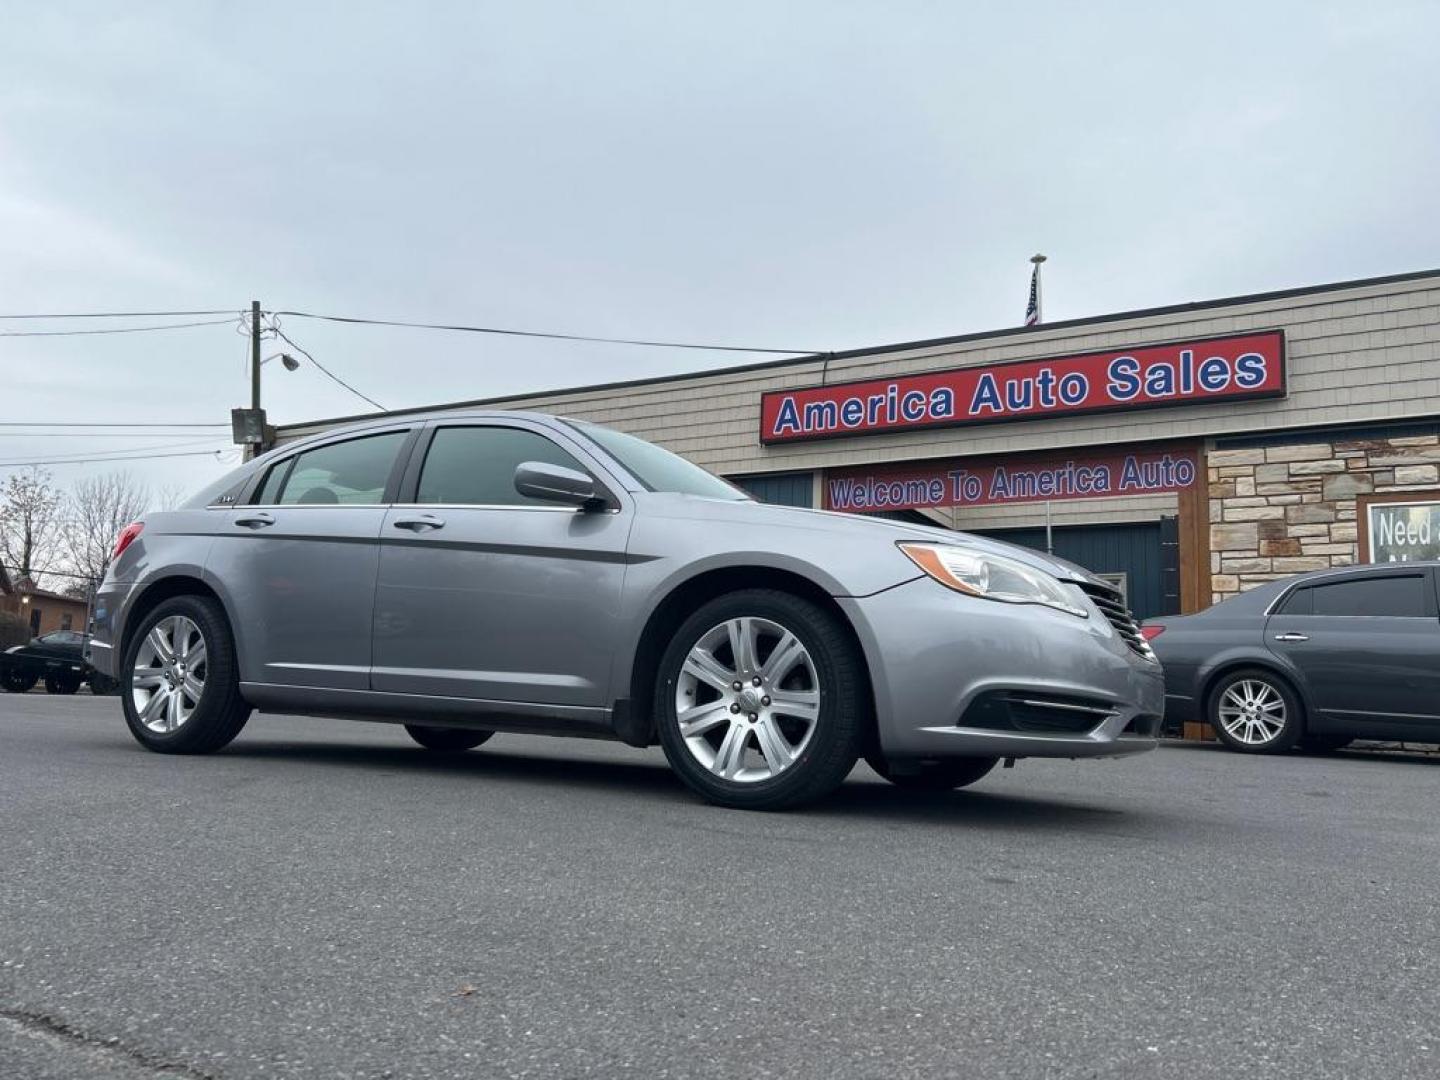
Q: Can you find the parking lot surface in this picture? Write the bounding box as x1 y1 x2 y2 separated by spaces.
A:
1 695 1436 1079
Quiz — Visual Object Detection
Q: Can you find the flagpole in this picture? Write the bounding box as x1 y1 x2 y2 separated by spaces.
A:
1030 253 1046 324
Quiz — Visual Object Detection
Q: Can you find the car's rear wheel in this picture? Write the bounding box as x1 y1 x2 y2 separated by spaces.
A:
1208 668 1303 754
45 672 82 695
865 753 999 791
2 670 38 694
121 596 251 754
88 673 120 696
404 725 493 752
655 589 866 811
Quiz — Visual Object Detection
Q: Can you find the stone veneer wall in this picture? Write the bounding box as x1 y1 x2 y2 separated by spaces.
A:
1207 434 1440 604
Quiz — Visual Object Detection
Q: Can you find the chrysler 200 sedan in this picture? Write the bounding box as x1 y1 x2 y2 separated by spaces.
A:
87 411 1161 809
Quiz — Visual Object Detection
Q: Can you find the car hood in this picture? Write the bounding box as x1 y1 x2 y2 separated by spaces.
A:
642 494 1105 585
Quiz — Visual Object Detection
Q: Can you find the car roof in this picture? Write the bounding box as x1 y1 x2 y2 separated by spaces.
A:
1284 560 1440 588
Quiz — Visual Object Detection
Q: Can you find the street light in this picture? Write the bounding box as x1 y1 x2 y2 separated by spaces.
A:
233 348 301 451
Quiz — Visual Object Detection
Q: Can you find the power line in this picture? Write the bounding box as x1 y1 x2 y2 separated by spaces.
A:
0 447 234 468
0 432 220 439
0 317 235 338
267 318 386 411
2 564 101 583
274 309 822 355
0 309 236 320
0 422 228 429
0 438 225 464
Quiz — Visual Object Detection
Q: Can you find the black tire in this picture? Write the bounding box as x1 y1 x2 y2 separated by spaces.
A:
120 595 251 754
404 725 493 752
1300 734 1353 753
865 753 999 791
88 673 120 696
44 672 82 695
1207 667 1304 754
2 669 38 694
655 589 867 811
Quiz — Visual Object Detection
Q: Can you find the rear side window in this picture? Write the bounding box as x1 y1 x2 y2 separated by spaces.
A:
1307 574 1430 617
258 432 408 506
416 427 587 506
1276 587 1313 616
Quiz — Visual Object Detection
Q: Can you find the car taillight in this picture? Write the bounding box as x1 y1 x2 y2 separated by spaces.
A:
112 521 144 561
1140 625 1165 641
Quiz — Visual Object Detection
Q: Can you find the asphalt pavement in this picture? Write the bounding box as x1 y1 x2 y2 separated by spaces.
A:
1 695 1436 1080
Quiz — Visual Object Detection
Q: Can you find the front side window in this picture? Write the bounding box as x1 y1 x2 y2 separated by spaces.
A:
258 432 408 506
416 426 588 506
1308 574 1429 618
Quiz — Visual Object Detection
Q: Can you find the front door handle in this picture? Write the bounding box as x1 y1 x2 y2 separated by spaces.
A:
1273 632 1309 643
234 512 275 529
392 514 445 532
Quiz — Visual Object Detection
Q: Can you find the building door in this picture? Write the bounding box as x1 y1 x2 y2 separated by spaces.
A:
970 520 1176 621
731 471 814 508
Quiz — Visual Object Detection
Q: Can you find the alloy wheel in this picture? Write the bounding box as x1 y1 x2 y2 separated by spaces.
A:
674 617 821 783
131 615 208 734
1217 679 1287 745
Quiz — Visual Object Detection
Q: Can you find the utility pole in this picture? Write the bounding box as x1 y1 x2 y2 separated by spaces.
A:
232 299 267 458
250 300 262 411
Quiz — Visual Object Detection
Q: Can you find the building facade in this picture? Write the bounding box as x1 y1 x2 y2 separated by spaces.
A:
277 270 1440 621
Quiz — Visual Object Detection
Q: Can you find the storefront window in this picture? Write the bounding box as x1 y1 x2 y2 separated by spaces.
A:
1364 496 1440 563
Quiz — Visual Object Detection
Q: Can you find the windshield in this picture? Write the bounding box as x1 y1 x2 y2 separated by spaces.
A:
571 422 749 500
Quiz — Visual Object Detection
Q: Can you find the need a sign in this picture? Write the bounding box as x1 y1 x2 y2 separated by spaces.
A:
761 330 1286 444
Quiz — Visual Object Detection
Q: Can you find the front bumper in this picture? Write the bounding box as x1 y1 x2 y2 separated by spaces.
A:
840 577 1165 761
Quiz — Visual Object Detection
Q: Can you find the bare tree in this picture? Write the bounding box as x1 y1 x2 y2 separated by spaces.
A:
0 467 65 588
153 483 189 512
61 471 152 593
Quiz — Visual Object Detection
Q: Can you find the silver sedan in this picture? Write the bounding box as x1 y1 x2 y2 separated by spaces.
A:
88 411 1161 809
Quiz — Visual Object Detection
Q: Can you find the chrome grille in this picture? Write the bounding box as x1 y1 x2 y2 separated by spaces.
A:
1079 582 1155 661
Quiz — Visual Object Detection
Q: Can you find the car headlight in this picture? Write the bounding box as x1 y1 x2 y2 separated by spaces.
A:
4 646 20 654
897 542 1088 618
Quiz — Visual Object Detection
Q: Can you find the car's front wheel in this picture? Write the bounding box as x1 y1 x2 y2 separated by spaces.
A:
865 753 999 791
655 589 867 811
405 725 493 752
1208 668 1303 753
121 596 251 754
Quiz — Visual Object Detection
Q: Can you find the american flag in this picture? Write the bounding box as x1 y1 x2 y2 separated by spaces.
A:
1024 260 1042 326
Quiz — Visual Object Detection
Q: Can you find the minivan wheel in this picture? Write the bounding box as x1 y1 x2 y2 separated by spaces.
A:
655 589 866 811
865 753 999 791
405 725 493 752
121 595 251 754
1208 668 1303 754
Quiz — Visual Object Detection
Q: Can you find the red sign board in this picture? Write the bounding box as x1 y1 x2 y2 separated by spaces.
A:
824 446 1199 513
761 330 1285 443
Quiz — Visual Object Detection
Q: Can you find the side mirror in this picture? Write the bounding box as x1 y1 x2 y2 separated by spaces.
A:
514 462 605 509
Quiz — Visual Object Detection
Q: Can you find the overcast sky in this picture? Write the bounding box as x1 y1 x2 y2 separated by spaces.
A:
3 1 1438 499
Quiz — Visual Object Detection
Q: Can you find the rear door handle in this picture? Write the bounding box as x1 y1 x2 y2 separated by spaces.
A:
392 514 445 532
1273 632 1309 643
234 513 275 529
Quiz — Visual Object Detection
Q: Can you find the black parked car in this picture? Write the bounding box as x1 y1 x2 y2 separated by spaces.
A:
0 630 117 695
1143 562 1440 753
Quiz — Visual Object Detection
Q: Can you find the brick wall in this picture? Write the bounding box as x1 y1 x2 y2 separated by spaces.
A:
1207 434 1440 603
